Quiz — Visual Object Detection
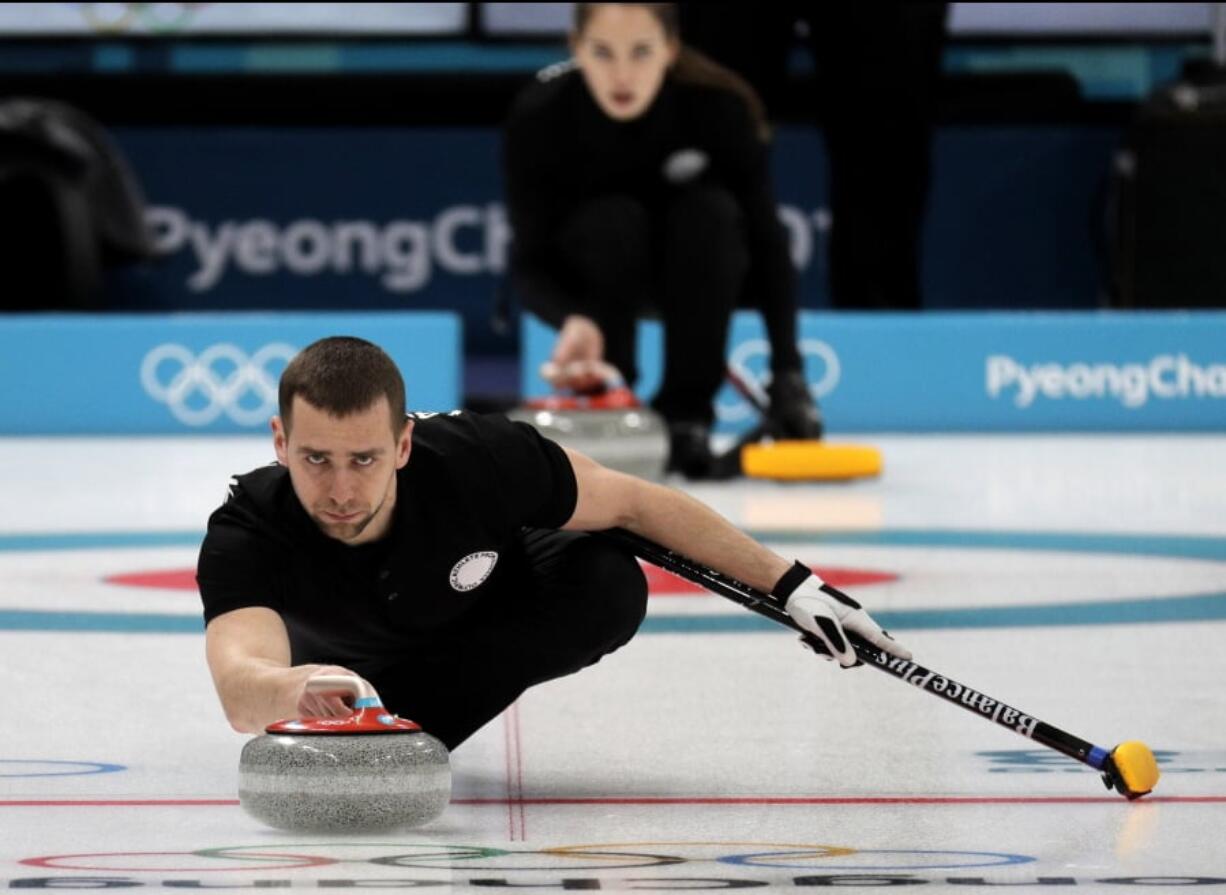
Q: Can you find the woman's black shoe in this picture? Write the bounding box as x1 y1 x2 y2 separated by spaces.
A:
766 370 824 439
666 421 714 479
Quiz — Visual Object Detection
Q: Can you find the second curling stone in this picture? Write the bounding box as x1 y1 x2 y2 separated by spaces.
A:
508 387 668 480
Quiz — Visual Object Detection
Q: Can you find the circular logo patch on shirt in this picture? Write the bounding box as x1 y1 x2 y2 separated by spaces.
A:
662 147 709 184
449 551 499 592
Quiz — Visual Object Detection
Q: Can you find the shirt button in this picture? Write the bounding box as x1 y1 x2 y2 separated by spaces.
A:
387 592 399 601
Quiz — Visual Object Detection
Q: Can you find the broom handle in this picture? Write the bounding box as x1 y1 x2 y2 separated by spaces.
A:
603 527 1111 772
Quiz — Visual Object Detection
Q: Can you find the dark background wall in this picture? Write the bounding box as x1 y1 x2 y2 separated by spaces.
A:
0 3 1219 358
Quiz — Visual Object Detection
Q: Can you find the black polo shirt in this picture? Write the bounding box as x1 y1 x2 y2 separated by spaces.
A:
196 411 578 669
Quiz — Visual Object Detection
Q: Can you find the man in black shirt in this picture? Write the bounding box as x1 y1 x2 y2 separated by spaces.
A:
199 336 908 749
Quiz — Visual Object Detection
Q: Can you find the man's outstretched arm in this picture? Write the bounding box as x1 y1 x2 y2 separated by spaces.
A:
560 447 910 666
204 606 369 732
561 447 791 593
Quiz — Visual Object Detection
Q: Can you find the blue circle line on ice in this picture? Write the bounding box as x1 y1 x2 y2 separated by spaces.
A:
1 528 1224 560
0 760 126 778
1 528 1224 634
719 846 1034 870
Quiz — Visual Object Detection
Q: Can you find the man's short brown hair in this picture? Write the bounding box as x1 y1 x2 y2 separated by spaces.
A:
278 336 406 434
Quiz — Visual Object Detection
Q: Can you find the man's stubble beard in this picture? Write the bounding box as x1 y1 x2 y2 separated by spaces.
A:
314 511 376 542
311 475 395 543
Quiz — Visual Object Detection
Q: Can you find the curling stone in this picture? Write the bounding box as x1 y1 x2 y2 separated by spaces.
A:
238 675 450 832
508 386 669 480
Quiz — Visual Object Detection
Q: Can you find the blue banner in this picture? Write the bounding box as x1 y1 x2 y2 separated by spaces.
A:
107 125 1122 356
0 312 460 435
522 311 1226 432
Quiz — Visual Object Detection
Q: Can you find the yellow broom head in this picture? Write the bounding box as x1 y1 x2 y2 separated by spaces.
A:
741 441 883 481
1105 741 1160 799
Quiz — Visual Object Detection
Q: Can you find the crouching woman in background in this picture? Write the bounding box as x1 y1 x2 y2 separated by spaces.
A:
503 2 820 479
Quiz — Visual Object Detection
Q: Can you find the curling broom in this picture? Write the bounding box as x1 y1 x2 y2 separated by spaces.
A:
713 364 882 481
604 527 1160 800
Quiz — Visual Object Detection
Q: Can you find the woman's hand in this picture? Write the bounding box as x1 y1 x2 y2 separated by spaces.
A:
540 315 621 393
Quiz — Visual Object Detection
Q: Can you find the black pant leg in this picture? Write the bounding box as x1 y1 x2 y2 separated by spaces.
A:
652 185 750 425
370 529 647 751
551 195 653 385
806 3 947 311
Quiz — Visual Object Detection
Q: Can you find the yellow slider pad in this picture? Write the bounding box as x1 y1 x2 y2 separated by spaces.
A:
1112 740 1161 798
741 441 883 481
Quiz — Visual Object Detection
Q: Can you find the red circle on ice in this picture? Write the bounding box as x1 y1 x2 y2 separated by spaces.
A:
106 565 898 595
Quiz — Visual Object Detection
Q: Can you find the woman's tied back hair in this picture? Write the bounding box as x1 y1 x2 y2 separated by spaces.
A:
278 336 407 434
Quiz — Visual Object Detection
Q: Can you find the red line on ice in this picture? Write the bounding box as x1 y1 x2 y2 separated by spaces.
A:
5 796 1222 807
103 565 899 595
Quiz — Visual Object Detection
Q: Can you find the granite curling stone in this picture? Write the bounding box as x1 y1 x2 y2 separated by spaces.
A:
238 675 450 832
507 386 668 480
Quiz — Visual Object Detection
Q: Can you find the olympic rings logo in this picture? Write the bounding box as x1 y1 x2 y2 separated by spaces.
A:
21 842 1035 873
717 338 841 424
140 342 298 427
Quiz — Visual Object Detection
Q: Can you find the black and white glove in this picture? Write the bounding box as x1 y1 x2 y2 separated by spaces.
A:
771 561 911 668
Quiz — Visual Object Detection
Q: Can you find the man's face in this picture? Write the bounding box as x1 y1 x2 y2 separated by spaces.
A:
272 396 412 545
